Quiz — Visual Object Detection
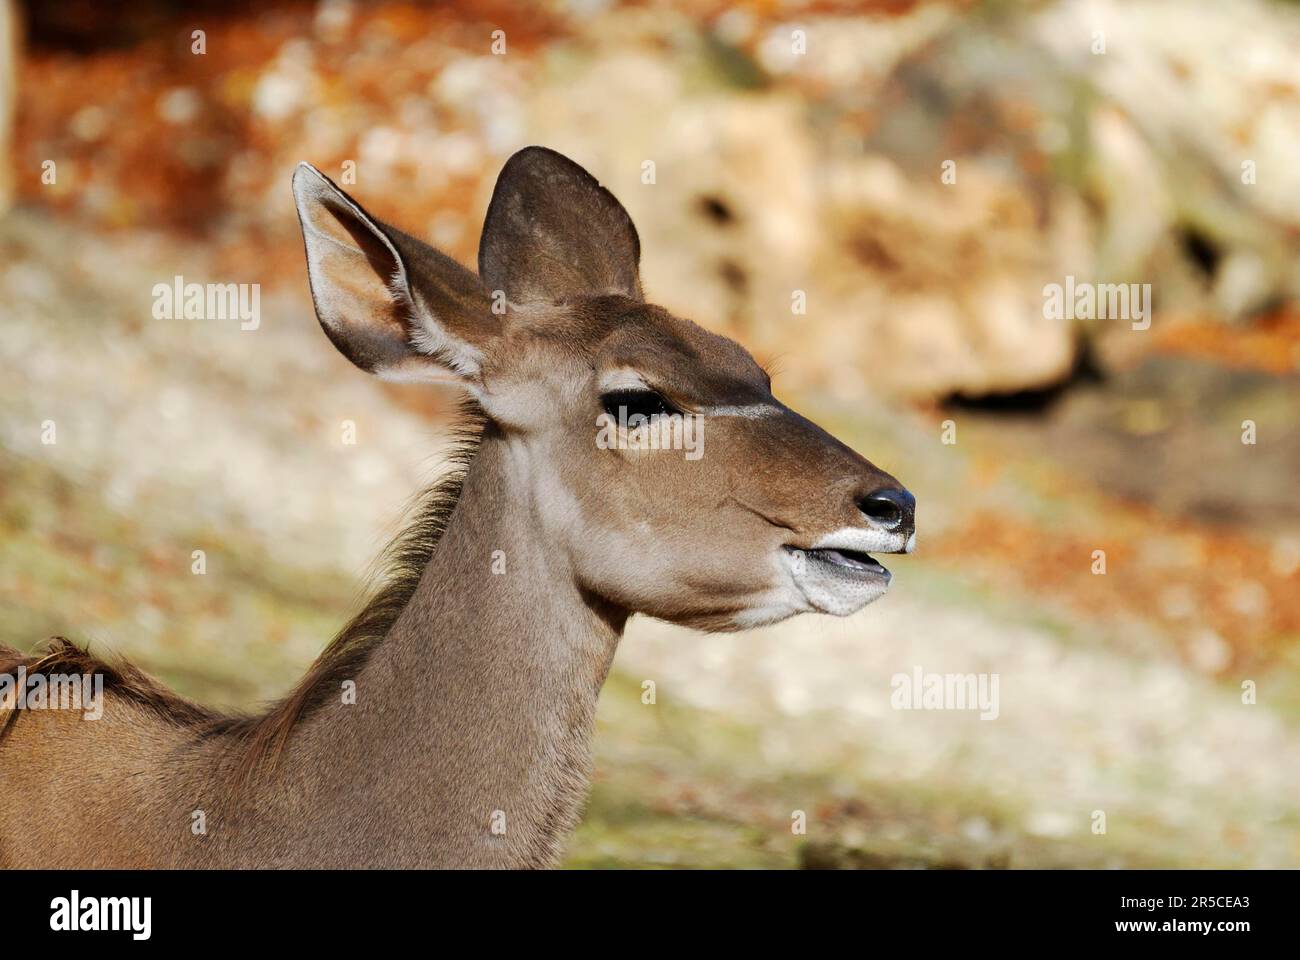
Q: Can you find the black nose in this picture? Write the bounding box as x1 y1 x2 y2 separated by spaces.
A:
857 487 915 532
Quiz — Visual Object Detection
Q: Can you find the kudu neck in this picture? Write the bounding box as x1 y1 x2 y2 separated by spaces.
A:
284 424 626 866
386 423 627 672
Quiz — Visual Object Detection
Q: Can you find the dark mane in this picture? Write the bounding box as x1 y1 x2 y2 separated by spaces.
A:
0 636 222 743
2 402 485 775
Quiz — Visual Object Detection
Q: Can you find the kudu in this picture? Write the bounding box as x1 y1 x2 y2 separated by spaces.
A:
0 147 915 868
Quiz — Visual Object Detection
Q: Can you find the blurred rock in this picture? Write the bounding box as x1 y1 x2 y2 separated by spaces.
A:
980 355 1300 536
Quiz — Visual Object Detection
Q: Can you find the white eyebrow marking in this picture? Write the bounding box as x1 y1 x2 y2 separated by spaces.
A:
706 403 781 419
598 368 649 392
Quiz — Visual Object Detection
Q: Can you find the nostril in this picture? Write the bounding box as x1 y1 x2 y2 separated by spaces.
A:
859 495 901 528
858 487 914 531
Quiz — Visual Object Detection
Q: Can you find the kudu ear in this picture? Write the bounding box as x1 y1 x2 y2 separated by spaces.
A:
479 146 642 304
292 162 496 384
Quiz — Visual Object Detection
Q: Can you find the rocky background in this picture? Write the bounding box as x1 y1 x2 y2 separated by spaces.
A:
2 0 1298 867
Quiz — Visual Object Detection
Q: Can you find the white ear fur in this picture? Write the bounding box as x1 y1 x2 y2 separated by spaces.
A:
401 286 486 382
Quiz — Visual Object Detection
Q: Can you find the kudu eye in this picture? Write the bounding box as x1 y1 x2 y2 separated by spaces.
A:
601 390 676 421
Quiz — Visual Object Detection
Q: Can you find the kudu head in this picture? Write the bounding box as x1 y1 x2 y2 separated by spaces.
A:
293 146 914 632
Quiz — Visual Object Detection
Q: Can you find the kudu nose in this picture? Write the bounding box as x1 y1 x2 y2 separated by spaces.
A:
857 486 915 534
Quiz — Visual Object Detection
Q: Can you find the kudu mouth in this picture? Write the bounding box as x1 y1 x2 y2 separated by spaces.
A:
786 521 914 583
781 486 917 616
789 545 890 581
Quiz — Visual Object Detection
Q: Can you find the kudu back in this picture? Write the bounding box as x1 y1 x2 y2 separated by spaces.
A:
0 147 914 868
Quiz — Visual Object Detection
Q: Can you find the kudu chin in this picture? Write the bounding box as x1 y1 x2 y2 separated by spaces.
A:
0 146 914 868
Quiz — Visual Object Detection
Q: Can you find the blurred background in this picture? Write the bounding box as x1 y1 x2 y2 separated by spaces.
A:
1 0 1299 867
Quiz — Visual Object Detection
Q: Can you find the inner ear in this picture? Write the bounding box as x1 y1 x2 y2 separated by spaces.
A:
303 188 413 372
478 146 642 305
293 162 495 384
